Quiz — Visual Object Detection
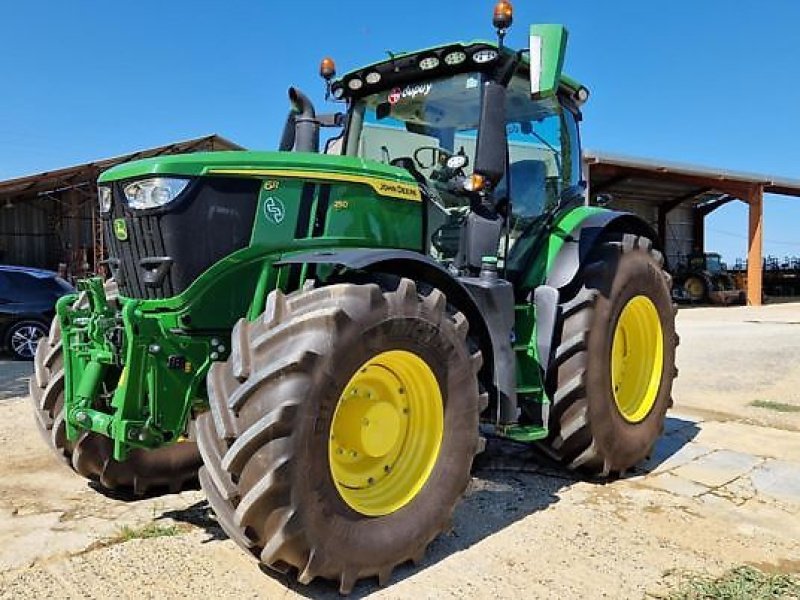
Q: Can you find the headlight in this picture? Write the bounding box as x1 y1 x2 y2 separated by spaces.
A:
98 186 112 214
347 77 363 91
123 178 190 210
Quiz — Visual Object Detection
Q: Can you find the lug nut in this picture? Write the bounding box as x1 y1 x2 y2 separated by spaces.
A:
148 344 161 354
210 352 219 360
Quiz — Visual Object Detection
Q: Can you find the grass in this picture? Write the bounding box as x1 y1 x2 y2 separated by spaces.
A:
665 566 800 600
750 399 800 413
82 519 187 554
113 522 183 542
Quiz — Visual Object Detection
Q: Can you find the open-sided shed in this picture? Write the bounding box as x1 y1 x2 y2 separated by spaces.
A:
585 151 800 305
0 135 241 278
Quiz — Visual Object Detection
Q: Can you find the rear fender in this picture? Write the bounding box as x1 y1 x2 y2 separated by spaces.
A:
533 210 659 374
546 210 660 291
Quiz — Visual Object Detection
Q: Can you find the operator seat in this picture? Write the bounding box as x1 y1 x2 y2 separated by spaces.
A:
496 159 548 222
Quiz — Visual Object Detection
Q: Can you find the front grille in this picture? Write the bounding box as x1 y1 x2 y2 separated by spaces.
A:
104 209 174 299
103 177 260 299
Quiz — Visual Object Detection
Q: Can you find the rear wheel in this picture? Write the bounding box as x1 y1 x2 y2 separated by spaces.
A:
196 280 484 593
541 233 677 477
683 274 707 302
28 281 202 495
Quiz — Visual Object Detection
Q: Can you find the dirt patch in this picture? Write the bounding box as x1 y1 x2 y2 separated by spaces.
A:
0 395 798 599
1 306 800 597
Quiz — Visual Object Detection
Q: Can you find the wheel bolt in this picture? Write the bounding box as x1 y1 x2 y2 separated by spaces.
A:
367 477 375 485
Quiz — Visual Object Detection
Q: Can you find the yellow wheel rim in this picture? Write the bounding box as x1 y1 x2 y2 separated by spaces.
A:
329 350 443 516
611 295 664 423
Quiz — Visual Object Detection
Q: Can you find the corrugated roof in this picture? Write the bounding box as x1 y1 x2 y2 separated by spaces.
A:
0 134 243 198
585 150 800 199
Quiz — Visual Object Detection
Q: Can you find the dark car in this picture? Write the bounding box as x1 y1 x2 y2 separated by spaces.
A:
0 265 75 360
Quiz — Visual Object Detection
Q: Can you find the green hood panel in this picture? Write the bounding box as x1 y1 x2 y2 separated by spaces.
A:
98 151 419 185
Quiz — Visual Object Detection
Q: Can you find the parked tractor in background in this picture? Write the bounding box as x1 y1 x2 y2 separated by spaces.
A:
28 3 677 593
673 251 745 305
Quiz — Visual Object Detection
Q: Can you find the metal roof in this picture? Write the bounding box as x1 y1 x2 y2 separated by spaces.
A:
0 134 243 199
585 150 800 206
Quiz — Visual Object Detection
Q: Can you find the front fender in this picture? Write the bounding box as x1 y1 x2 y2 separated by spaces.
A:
275 248 504 416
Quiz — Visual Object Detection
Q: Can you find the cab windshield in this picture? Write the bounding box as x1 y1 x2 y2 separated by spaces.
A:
345 71 582 260
346 72 483 208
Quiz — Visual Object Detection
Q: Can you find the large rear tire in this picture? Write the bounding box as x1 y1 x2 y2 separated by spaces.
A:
196 279 484 593
541 233 678 477
28 281 202 495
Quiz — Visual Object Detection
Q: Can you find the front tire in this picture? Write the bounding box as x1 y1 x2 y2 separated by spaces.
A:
196 280 484 593
541 233 677 477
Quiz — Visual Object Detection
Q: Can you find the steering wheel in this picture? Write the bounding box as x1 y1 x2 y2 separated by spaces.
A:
413 146 454 170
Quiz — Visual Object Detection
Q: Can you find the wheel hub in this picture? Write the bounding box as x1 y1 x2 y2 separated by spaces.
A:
329 350 443 516
332 398 401 458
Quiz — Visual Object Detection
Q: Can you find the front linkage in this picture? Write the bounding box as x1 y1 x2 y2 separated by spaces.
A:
57 277 216 461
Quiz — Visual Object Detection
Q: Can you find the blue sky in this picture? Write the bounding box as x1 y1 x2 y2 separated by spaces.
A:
1 1 799 263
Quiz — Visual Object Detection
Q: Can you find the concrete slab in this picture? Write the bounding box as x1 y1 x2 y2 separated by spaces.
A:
692 420 800 462
638 472 710 498
640 441 714 475
750 460 800 505
672 450 762 489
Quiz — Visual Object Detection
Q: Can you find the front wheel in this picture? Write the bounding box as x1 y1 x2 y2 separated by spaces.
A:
196 280 485 593
541 233 678 477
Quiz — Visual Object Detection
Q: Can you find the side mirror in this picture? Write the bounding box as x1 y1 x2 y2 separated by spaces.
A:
529 24 568 99
473 82 507 185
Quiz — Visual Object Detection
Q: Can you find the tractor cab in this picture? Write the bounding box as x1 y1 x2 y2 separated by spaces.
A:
286 22 589 285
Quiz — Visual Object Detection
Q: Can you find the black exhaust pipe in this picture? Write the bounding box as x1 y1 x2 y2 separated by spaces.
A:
286 87 319 153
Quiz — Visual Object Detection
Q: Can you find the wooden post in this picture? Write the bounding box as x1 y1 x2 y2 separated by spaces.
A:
746 185 764 306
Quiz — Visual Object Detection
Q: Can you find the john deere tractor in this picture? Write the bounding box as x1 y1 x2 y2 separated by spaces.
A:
29 4 676 593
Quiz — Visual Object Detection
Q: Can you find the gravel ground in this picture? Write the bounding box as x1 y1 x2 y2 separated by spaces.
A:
0 304 799 598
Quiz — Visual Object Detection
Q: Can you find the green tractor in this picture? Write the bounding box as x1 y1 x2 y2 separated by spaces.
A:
28 4 676 593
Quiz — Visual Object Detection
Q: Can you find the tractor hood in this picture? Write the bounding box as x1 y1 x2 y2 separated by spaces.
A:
98 150 419 187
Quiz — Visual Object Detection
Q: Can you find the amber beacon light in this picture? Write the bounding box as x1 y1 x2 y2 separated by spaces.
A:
493 0 514 40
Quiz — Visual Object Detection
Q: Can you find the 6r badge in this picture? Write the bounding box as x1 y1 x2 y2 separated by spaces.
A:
264 196 286 224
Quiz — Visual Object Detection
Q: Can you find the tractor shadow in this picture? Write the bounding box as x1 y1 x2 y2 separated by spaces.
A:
159 499 228 542
158 415 699 598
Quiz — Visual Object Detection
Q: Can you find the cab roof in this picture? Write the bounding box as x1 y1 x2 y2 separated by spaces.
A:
335 39 585 99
